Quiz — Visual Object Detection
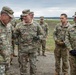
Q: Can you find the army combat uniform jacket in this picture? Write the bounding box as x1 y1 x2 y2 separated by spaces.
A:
15 21 44 53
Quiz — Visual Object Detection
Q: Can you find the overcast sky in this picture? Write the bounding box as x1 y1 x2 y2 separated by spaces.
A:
0 0 76 17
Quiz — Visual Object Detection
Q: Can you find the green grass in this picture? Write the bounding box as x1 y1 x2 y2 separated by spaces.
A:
45 20 60 52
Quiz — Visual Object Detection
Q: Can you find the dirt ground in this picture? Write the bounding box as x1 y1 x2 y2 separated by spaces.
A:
8 51 55 75
8 49 71 75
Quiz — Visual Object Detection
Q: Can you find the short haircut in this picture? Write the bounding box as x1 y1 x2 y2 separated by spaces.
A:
60 13 67 18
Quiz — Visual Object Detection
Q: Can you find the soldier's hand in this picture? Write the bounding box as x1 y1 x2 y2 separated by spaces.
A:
55 40 64 45
59 41 64 45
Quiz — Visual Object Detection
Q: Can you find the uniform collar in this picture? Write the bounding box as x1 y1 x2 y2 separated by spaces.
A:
0 20 8 27
60 22 70 28
22 20 33 26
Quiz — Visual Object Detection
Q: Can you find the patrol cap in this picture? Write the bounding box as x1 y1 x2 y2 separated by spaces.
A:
73 12 76 17
40 16 44 20
22 9 30 16
29 11 34 15
1 6 14 18
40 16 44 19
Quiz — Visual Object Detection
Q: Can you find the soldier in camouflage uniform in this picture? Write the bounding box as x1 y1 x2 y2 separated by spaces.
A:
53 13 71 75
14 9 43 75
10 18 17 56
38 16 48 56
29 12 34 20
7 20 16 66
0 6 14 75
64 12 76 75
19 15 23 22
29 11 39 25
10 18 18 66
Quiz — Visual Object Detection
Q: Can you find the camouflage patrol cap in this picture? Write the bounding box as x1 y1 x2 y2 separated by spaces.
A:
73 12 76 17
1 6 14 18
22 9 30 16
40 16 44 19
29 11 34 15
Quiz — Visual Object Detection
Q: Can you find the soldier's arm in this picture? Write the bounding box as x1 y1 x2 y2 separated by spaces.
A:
45 23 49 36
37 24 44 40
13 23 20 39
53 25 58 41
64 30 72 50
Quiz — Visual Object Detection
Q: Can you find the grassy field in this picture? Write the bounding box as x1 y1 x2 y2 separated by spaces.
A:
16 19 74 52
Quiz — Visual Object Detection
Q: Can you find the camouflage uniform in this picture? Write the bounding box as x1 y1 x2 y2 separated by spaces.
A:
0 21 13 75
10 18 18 64
53 22 71 75
7 22 15 65
19 15 23 22
65 22 76 75
15 10 43 75
0 6 14 75
11 18 17 54
38 16 48 56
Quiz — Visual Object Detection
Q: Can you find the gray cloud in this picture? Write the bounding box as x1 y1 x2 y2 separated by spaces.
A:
0 0 76 17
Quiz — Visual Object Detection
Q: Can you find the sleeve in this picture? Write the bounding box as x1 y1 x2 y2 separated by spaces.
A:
64 30 72 50
45 23 49 36
53 25 58 41
37 24 44 40
13 23 21 39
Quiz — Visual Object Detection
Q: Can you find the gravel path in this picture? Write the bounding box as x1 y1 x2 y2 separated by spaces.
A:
8 51 55 75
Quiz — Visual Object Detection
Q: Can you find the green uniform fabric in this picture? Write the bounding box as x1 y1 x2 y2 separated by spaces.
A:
53 22 71 74
65 24 76 75
0 21 12 75
38 22 48 55
15 21 44 75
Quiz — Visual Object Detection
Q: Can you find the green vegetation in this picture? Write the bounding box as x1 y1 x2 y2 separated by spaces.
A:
45 20 60 52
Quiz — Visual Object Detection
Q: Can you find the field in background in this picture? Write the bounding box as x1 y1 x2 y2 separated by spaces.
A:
16 19 74 52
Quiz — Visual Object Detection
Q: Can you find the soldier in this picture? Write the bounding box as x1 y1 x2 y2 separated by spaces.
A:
14 9 43 75
64 12 76 75
29 11 34 19
9 18 18 65
29 11 39 25
38 16 48 56
19 15 23 22
0 6 14 75
15 14 24 67
53 13 71 75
